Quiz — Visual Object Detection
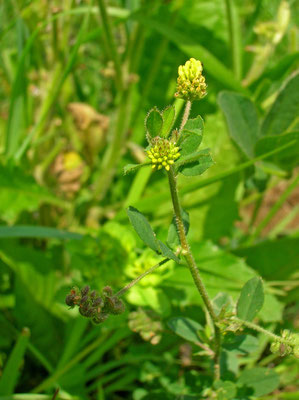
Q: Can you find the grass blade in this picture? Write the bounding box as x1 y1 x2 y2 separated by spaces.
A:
0 226 82 240
0 328 30 395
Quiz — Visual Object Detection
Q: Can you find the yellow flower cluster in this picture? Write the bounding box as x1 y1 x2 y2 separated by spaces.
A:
175 58 207 101
147 138 180 171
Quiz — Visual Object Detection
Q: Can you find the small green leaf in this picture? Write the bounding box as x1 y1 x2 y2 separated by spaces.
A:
158 240 181 264
262 71 299 136
214 380 237 400
212 292 233 317
223 334 259 355
238 367 280 396
127 206 159 252
218 91 259 158
167 209 189 249
182 115 204 136
124 162 150 175
168 317 203 344
161 105 176 137
237 277 264 321
145 107 163 137
177 149 214 176
178 116 203 156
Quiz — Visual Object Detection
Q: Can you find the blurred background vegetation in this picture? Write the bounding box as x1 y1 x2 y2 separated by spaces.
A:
0 0 298 399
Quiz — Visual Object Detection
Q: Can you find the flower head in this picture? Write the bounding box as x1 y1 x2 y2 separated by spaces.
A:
175 58 207 101
65 285 125 324
146 137 180 171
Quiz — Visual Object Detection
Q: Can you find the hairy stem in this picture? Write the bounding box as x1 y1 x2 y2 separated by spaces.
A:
115 258 169 297
233 317 293 345
179 100 191 133
167 166 221 379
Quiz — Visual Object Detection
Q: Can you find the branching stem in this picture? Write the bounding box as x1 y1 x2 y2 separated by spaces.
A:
167 166 221 380
115 258 169 297
232 317 293 345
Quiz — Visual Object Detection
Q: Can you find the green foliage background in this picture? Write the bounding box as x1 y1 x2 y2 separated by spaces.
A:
0 0 298 399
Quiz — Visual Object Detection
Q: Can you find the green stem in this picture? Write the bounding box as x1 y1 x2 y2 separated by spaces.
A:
233 317 293 345
224 0 242 80
167 166 221 380
258 352 280 367
127 22 145 74
248 173 299 243
115 258 169 297
249 194 264 229
97 0 123 90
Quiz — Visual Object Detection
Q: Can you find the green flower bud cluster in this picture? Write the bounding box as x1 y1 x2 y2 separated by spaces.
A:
146 137 180 171
175 58 207 101
65 285 125 324
270 330 299 358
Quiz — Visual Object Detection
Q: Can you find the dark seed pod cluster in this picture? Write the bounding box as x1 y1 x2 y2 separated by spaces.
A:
65 285 125 324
